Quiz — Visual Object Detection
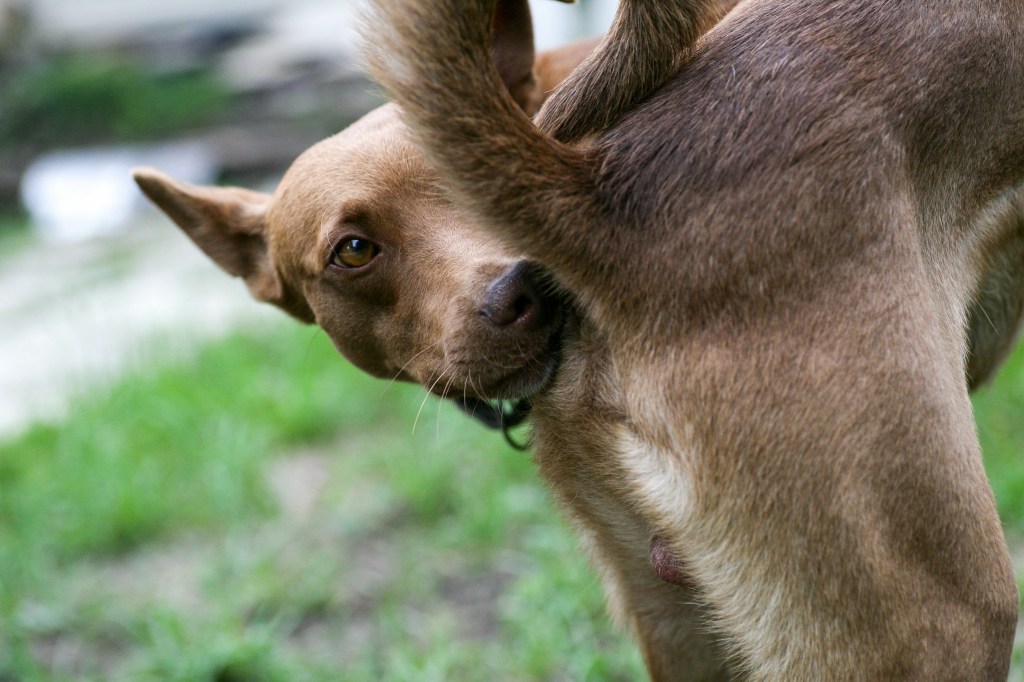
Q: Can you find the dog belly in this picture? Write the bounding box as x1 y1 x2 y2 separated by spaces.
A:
539 301 1016 678
531 391 734 679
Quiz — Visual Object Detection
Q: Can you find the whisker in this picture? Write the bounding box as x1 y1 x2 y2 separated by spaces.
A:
437 372 458 444
412 364 450 436
467 370 492 406
380 340 441 399
464 370 479 420
977 302 998 333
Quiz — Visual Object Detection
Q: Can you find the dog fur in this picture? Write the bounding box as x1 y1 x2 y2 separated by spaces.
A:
363 0 1023 679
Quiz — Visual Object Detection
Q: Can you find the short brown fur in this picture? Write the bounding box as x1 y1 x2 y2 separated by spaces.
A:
364 0 1024 679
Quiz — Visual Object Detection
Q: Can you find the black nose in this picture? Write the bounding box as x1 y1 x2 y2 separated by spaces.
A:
481 261 552 331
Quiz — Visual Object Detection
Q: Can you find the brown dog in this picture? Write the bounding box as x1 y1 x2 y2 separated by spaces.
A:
363 0 1023 679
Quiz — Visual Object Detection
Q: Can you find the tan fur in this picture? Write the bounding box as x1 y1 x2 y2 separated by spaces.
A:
136 0 1022 677
364 0 1023 679
536 0 739 142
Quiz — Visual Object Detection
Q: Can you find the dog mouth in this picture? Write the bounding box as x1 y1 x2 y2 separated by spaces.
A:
482 313 565 399
444 304 568 430
417 261 573 435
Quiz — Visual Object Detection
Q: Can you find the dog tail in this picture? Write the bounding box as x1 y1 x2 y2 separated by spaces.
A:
537 0 726 143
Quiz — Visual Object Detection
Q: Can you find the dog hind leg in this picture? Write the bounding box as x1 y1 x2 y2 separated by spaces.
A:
535 0 727 144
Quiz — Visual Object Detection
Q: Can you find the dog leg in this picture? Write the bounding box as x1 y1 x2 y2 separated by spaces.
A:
535 0 728 144
965 189 1024 388
535 445 737 680
615 285 1018 679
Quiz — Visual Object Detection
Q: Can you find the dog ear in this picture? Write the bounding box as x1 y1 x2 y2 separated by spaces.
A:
132 167 313 323
493 0 575 114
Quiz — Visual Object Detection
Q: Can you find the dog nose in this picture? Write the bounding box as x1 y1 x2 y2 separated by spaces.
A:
481 261 552 330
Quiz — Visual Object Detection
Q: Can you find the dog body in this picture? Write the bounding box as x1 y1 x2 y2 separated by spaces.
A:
365 0 1024 679
136 0 1024 677
132 4 756 676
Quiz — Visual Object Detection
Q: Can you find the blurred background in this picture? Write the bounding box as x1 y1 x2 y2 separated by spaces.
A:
0 0 1022 680
0 0 616 437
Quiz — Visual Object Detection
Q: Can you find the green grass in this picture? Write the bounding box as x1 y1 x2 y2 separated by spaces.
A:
0 212 32 257
975 345 1024 532
0 324 643 681
2 321 1024 680
0 55 229 153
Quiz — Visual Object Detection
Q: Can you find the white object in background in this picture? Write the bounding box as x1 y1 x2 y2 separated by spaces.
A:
528 0 617 51
20 142 217 243
220 0 362 91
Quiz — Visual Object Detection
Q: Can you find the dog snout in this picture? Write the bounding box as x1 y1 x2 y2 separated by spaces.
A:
481 261 553 331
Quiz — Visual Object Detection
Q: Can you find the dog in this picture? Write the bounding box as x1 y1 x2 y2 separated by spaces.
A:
136 0 1019 677
362 0 1024 679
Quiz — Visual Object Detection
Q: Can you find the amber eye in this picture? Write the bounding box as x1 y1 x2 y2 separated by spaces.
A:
332 237 379 269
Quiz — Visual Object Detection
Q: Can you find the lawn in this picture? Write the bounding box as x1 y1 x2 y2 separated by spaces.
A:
1 321 1023 680
0 324 642 681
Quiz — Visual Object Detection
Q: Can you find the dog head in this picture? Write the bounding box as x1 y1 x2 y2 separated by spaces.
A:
134 5 591 418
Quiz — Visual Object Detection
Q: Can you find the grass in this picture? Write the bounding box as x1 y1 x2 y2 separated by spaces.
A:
0 323 643 681
0 212 32 257
1 320 1024 680
975 344 1024 532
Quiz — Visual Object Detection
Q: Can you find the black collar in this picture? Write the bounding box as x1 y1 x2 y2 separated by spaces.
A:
451 396 532 450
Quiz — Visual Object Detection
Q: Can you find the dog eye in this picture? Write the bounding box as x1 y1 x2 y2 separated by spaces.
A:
332 238 379 269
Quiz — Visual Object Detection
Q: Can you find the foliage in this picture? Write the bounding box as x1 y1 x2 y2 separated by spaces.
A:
0 55 229 153
974 344 1024 530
